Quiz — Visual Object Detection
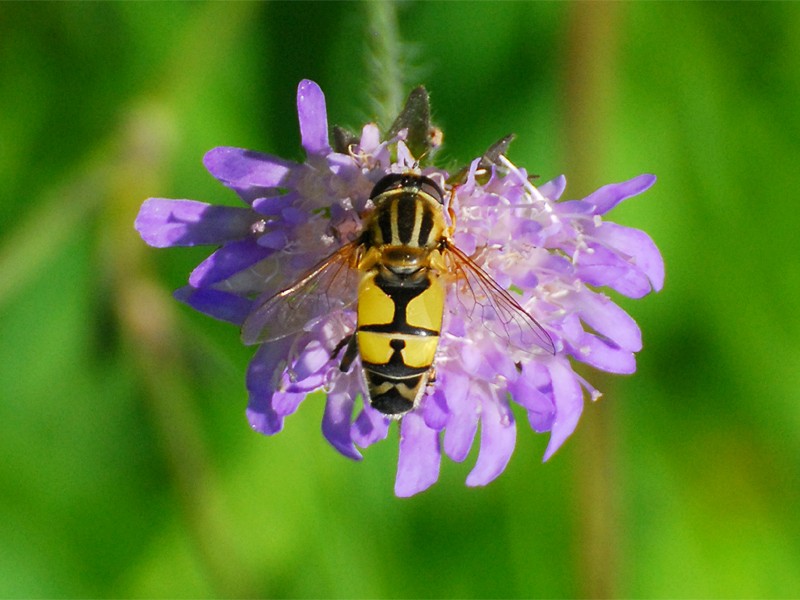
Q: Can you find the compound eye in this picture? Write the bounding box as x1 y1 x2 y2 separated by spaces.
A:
370 173 406 199
417 176 445 204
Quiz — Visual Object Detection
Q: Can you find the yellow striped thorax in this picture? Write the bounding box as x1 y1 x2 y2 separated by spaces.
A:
356 173 448 416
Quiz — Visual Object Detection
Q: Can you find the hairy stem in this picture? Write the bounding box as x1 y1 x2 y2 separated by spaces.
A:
365 0 405 130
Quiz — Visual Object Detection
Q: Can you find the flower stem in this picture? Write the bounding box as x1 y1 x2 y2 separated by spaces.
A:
110 108 254 597
563 2 625 598
104 4 262 596
365 0 405 130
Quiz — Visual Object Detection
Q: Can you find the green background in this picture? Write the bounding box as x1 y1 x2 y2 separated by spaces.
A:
1 2 798 598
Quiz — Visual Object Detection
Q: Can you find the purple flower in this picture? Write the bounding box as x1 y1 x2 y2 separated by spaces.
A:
135 80 664 497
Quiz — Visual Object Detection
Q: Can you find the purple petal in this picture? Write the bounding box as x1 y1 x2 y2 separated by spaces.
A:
460 343 490 379
286 339 334 390
574 244 654 298
281 206 308 226
352 402 391 448
507 361 555 424
437 367 469 404
395 411 441 497
258 229 288 250
358 123 381 152
528 407 555 434
203 147 298 200
251 192 296 216
284 372 325 394
452 231 478 256
297 80 331 156
189 239 273 288
246 403 283 436
556 200 595 216
485 344 519 381
578 292 642 352
538 175 566 200
271 391 306 416
466 392 517 487
583 174 657 214
442 374 479 462
322 381 362 460
422 387 449 431
327 152 363 182
568 334 636 374
543 360 584 460
594 223 665 293
508 362 556 433
560 312 637 374
135 199 255 247
173 286 252 325
246 339 294 435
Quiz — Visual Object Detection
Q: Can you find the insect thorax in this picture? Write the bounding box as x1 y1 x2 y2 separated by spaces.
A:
364 174 446 253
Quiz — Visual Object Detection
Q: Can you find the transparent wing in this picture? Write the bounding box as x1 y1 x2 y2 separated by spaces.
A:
241 242 361 345
214 252 301 297
445 243 555 355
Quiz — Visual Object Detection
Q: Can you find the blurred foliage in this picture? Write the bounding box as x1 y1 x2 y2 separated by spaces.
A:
1 2 799 598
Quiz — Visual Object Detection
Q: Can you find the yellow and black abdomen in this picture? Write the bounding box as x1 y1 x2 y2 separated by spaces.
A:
356 266 445 415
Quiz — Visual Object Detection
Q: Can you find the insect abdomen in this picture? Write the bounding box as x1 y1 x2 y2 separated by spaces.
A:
356 269 445 415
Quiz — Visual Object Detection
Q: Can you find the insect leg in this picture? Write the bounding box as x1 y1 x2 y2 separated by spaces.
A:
330 334 351 359
335 334 358 373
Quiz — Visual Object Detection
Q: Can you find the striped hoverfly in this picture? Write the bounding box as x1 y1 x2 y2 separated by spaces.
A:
241 171 555 417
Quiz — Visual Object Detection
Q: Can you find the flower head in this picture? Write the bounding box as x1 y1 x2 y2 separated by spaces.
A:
135 80 663 496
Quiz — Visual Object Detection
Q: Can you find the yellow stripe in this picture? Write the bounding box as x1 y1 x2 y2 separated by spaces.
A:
357 273 394 325
416 190 439 205
389 197 400 245
410 200 423 248
400 337 438 369
406 274 445 331
357 331 394 364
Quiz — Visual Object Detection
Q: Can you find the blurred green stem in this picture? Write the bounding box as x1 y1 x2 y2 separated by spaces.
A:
0 3 262 596
563 2 624 598
365 0 404 129
110 105 258 598
109 4 263 594
0 157 107 311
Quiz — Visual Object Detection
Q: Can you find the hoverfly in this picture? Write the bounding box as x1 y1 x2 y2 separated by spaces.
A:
241 172 555 417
